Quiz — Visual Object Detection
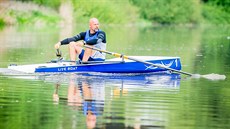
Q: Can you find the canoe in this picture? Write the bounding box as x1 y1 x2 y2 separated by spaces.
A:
7 56 181 73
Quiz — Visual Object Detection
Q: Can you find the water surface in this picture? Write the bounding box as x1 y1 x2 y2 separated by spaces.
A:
0 25 230 129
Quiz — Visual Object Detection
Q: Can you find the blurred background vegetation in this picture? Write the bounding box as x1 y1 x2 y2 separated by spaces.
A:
0 0 229 29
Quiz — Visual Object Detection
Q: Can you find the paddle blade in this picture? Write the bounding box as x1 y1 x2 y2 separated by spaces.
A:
192 73 226 80
201 73 226 80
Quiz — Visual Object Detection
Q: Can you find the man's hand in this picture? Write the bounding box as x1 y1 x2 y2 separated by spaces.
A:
76 41 86 46
54 42 61 49
82 41 86 45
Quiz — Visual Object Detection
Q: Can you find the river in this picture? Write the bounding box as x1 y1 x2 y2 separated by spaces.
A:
0 24 229 129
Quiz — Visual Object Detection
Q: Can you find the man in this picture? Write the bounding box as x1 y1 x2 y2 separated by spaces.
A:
54 18 106 64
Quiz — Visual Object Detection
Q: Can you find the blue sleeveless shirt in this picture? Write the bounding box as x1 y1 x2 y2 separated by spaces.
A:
84 30 106 60
84 30 100 41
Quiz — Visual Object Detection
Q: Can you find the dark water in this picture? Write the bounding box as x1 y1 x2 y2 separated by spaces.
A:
0 25 230 129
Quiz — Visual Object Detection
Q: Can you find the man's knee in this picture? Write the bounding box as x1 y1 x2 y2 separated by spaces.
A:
69 41 76 47
85 48 93 53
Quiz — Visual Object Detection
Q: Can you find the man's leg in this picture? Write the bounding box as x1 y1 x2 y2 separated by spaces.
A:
82 47 94 62
69 41 82 64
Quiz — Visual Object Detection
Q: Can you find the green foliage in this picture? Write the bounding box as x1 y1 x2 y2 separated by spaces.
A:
130 0 230 25
201 0 230 24
0 18 6 29
72 0 138 24
130 0 201 25
7 9 60 26
18 0 61 9
2 0 229 27
202 4 230 24
201 0 230 12
13 0 138 25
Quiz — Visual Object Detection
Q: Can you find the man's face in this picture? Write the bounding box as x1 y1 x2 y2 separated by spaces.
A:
89 19 100 33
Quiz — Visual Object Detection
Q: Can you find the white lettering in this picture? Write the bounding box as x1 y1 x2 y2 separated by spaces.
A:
58 67 66 71
67 67 78 71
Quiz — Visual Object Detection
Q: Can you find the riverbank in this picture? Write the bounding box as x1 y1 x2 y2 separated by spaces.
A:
0 0 141 29
0 0 60 28
0 0 229 29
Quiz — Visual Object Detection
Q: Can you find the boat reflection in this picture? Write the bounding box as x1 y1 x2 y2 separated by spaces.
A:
1 71 181 128
42 72 181 87
50 73 180 129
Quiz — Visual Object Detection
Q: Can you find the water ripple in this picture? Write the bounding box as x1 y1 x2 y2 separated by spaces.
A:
1 72 230 129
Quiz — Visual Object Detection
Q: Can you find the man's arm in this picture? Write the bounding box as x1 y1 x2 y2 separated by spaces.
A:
60 32 86 45
54 32 86 49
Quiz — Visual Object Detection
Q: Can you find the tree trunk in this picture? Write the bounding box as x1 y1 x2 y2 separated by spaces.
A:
59 0 73 40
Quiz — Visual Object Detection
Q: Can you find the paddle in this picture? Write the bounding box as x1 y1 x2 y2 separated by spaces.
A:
83 45 226 80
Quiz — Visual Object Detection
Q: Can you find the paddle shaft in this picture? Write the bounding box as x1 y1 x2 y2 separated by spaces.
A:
84 45 193 76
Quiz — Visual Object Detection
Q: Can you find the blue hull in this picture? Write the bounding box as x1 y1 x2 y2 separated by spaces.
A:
35 58 181 73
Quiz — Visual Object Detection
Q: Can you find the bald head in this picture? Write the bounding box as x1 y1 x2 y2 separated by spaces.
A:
89 18 100 34
89 18 99 24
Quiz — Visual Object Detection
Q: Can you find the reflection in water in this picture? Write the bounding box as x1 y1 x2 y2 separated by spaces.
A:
52 74 105 129
5 72 229 129
105 74 180 129
46 73 181 129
